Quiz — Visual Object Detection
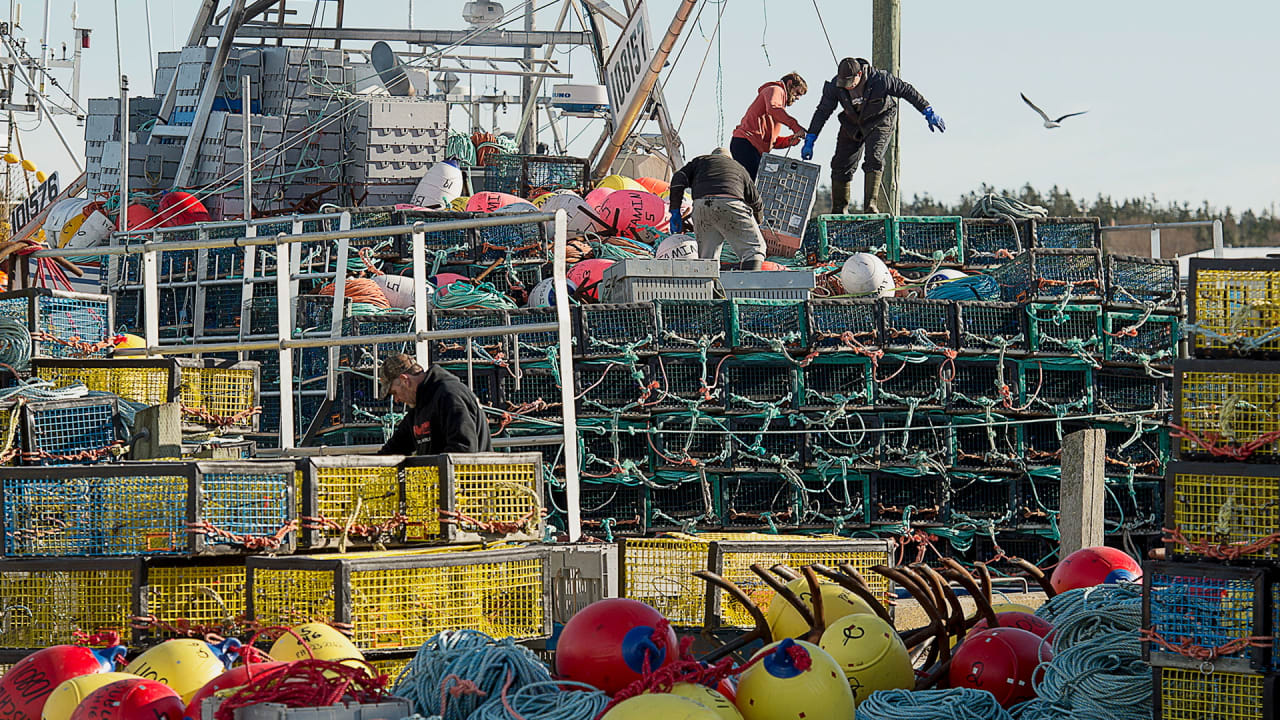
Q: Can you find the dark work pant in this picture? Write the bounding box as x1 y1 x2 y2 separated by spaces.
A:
830 117 895 182
730 137 762 179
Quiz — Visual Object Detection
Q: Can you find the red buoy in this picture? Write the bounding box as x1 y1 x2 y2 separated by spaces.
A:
69 678 184 720
1050 546 1142 593
157 191 211 226
0 644 124 720
554 598 678 694
182 662 289 720
970 611 1054 639
566 259 615 303
950 627 1052 708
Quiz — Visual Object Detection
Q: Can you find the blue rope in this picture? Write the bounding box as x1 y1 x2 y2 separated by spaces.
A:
855 688 1013 720
468 681 609 720
393 630 553 720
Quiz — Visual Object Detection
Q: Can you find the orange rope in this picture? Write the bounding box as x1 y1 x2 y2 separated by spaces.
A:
318 277 390 309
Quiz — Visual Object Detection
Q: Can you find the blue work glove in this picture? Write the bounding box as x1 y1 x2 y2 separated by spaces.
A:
800 133 818 161
924 106 946 133
669 208 684 234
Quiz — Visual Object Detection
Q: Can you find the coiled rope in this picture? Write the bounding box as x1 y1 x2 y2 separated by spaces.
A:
969 193 1049 220
0 318 32 372
431 281 519 310
855 688 1013 720
393 630 554 720
1015 583 1149 720
468 680 609 720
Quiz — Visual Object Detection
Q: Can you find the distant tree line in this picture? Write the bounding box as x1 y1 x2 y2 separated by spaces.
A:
810 183 1280 248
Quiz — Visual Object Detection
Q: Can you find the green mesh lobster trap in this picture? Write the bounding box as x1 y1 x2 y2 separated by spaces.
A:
1026 303 1104 360
948 357 1019 413
948 472 1017 524
499 366 562 421
1015 358 1095 416
879 412 951 468
870 468 947 527
577 417 653 481
956 301 1029 356
726 413 807 471
949 413 1022 471
878 353 951 410
1098 420 1170 480
647 354 722 411
651 413 730 470
892 216 963 267
880 298 958 352
988 249 1105 303
805 411 881 470
799 469 870 529
548 479 646 537
1104 311 1180 367
805 299 880 351
803 214 893 262
647 472 719 531
720 472 802 531
576 303 657 357
653 299 731 352
730 299 807 351
800 356 875 410
722 355 802 412
1095 366 1170 417
961 218 1028 269
1107 478 1162 535
574 359 654 418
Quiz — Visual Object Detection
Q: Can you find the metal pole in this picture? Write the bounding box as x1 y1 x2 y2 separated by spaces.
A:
119 75 129 230
276 232 295 449
241 73 252 220
411 229 430 365
551 208 581 541
142 247 159 355
520 0 537 153
593 0 697 179
1213 219 1224 258
515 0 571 150
328 213 351 399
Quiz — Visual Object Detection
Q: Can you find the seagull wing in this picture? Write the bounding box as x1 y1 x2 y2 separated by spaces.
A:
1021 93 1052 123
1054 110 1089 123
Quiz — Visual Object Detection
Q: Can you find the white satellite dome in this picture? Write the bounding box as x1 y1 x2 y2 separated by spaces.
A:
839 253 896 297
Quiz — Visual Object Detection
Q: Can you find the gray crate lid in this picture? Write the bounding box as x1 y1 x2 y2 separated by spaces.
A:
721 270 816 292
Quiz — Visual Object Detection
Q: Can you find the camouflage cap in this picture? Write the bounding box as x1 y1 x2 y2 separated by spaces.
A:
378 353 423 399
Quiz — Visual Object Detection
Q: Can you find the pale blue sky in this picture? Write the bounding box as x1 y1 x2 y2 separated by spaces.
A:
19 0 1278 215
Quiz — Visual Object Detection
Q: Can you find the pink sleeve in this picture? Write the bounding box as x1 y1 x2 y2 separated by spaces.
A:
764 86 805 133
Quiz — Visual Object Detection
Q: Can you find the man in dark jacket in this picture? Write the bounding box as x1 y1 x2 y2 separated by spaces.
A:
668 148 767 270
801 57 945 214
376 353 493 455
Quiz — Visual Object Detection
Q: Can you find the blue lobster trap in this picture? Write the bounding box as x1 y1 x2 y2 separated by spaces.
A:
21 396 121 466
1143 563 1269 674
1105 254 1182 311
988 249 1105 303
1 461 296 557
0 289 114 360
1029 217 1102 249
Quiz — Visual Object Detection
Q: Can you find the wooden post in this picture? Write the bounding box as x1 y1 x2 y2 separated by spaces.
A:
131 402 183 460
1059 428 1106 557
872 0 901 215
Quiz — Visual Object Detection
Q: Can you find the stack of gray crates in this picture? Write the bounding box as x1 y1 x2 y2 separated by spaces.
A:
343 97 448 206
265 47 350 210
84 97 163 198
195 114 287 218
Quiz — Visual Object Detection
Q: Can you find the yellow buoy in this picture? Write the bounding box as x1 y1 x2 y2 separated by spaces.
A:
765 577 876 641
268 623 364 664
602 693 722 720
41 672 138 720
735 639 855 720
3 153 17 164
20 159 36 172
123 639 229 704
596 174 645 192
665 683 744 720
819 613 913 708
115 333 146 350
993 602 1037 615
450 195 470 211
35 171 47 183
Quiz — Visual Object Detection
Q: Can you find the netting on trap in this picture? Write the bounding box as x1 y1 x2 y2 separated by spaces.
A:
1174 360 1280 460
498 366 562 421
726 413 807 470
472 215 549 264
507 306 561 358
800 356 874 410
948 358 1018 413
1029 216 1101 249
340 313 414 368
575 359 654 417
1015 358 1094 415
730 299 806 351
577 302 657 357
1144 563 1267 673
1095 367 1170 416
988 249 1104 303
805 411 881 469
1166 461 1280 562
647 354 722 411
803 214 893 261
1027 303 1104 360
651 413 730 469
799 470 870 528
893 216 963 267
950 414 1022 471
880 298 957 352
647 473 718 530
1105 477 1162 534
1188 259 1280 358
429 308 508 363
723 356 801 412
878 353 950 409
806 299 880 351
1098 420 1169 479
653 299 730 352
1106 254 1182 310
956 301 1029 355
578 418 652 480
721 473 802 530
870 469 947 525
879 412 951 468
136 558 249 643
961 218 1028 269
948 472 1016 522
1104 311 1180 367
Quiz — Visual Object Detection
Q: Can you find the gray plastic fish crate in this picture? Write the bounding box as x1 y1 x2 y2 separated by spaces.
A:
599 259 719 303
202 698 412 719
755 153 821 258
719 270 816 300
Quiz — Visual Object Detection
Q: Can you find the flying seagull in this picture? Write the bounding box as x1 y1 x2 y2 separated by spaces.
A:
1020 93 1088 128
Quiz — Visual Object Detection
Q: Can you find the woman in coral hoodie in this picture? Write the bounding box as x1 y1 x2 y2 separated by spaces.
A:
729 72 809 179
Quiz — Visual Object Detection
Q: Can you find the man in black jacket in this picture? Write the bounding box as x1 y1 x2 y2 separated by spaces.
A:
668 147 767 270
801 57 946 214
376 353 493 455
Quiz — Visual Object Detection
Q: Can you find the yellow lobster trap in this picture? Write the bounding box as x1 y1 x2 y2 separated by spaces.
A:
1189 258 1280 357
1165 462 1280 562
0 557 138 651
176 358 261 432
32 358 181 407
299 453 543 549
1175 360 1280 461
134 558 249 646
247 546 551 652
620 533 894 628
1154 667 1277 720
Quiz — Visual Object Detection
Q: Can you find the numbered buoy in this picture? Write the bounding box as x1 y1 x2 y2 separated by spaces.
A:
68 679 183 720
123 639 237 704
734 639 854 720
540 191 607 234
566 258 614 303
465 191 525 213
40 672 137 720
555 598 678 695
267 623 364 665
596 190 668 237
818 613 913 708
665 683 743 720
0 645 124 720
765 577 876 641
411 159 463 208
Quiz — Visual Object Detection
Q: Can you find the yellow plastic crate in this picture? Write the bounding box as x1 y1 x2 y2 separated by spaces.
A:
1166 462 1280 561
0 558 138 650
1155 667 1274 720
33 359 180 406
429 453 543 543
136 559 248 644
621 533 894 628
177 358 261 431
1175 360 1280 460
248 547 550 651
1189 259 1280 356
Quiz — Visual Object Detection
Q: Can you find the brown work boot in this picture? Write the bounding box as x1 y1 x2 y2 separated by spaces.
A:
863 170 883 213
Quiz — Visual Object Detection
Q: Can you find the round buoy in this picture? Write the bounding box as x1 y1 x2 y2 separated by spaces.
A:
596 174 646 192
585 187 616 209
735 639 854 720
818 613 913 708
0 645 125 720
665 683 743 720
655 234 699 260
971 610 1054 639
759 261 785 271
992 603 1037 615
597 190 668 236
123 639 237 704
68 679 183 720
268 624 364 665
1050 546 1142 593
526 277 578 307
838 253 895 297
181 662 289 720
765 577 876 641
554 598 678 695
465 191 525 213
602 694 721 720
949 627 1052 708
156 191 210 227
40 672 137 720
634 177 670 195
923 268 967 293
430 272 471 297
540 191 608 234
566 258 615 303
